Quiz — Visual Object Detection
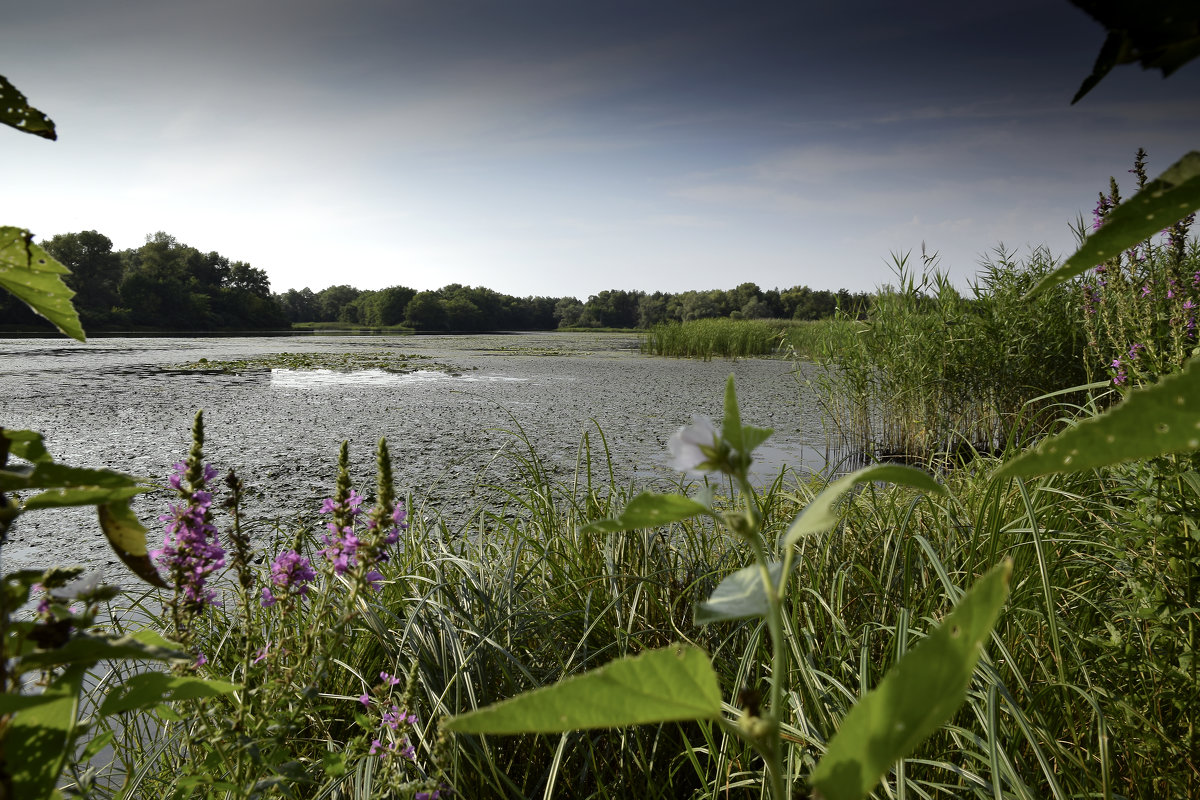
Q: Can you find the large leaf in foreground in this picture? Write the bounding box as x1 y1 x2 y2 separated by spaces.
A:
99 500 166 587
0 227 83 341
810 559 1012 800
695 561 783 625
445 644 721 734
782 464 945 549
5 665 83 800
1027 151 1200 296
581 493 710 533
0 75 57 139
997 356 1200 478
99 672 239 716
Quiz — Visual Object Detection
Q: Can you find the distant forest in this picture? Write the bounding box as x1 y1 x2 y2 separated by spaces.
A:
2 230 871 332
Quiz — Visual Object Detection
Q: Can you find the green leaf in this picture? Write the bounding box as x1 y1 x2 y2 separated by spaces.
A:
695 561 783 625
444 644 722 734
17 631 187 670
721 374 744 453
6 664 84 800
98 672 239 716
0 692 60 715
782 464 946 549
99 500 166 588
80 729 115 763
1027 151 1200 296
997 356 1200 477
0 227 84 341
0 462 144 495
581 492 710 533
810 559 1012 800
1069 2 1200 103
2 429 53 463
0 75 57 140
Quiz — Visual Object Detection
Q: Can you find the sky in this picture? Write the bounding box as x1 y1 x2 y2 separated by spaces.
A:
2 1 1199 300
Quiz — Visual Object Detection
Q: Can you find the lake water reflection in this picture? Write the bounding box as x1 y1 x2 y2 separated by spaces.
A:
1 332 830 575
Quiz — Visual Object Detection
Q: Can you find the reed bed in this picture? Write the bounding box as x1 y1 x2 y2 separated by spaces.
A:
92 422 1198 799
639 318 792 359
803 248 1088 464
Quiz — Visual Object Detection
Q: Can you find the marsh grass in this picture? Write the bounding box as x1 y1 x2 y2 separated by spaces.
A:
85 417 1198 799
804 248 1088 464
640 318 795 360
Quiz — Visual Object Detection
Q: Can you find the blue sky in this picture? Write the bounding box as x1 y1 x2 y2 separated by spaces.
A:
3 1 1198 299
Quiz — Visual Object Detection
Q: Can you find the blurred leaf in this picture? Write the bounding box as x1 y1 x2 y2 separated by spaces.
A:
2 429 52 463
99 500 166 587
6 664 84 800
782 464 946 548
696 561 783 625
581 492 710 533
721 374 744 452
1069 1 1200 103
719 374 773 458
18 631 186 670
0 227 83 341
810 560 1012 800
0 75 57 139
1028 151 1200 295
0 461 144 494
99 672 238 716
0 692 59 715
997 356 1200 477
80 729 115 762
445 644 722 734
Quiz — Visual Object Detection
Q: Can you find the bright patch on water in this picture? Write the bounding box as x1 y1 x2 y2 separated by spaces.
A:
270 368 526 388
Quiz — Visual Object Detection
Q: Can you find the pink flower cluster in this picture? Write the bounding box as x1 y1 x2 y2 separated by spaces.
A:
153 461 225 610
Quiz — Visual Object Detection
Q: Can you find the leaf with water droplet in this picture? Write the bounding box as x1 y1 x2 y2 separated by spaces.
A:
0 227 83 341
998 356 1200 477
810 559 1012 800
1027 151 1200 296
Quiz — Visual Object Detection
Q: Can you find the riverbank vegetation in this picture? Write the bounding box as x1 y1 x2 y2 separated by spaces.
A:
5 20 1200 796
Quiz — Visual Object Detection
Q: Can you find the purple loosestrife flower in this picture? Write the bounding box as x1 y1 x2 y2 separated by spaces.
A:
1128 342 1145 360
1111 358 1127 387
1141 284 1152 298
260 550 316 607
152 462 225 612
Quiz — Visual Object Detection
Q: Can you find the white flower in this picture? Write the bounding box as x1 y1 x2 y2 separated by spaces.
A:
668 415 720 472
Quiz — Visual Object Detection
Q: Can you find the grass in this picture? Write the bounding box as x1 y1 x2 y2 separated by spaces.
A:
640 318 795 360
88 414 1199 799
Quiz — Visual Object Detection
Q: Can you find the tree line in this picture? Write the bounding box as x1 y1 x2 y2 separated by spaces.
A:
279 282 871 330
0 230 285 330
2 229 870 333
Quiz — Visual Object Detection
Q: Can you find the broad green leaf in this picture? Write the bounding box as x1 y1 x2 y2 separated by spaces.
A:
0 227 84 341
0 461 144 494
1027 151 1200 296
17 631 187 670
716 376 774 458
99 500 166 587
810 559 1012 800
783 464 946 549
445 644 722 734
22 484 146 509
2 429 53 463
0 692 59 715
997 356 1200 477
6 664 84 800
581 492 710 533
0 75 57 140
80 729 115 762
1069 2 1200 103
695 561 783 625
99 672 238 716
721 374 744 453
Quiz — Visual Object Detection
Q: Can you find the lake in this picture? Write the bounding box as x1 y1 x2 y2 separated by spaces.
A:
1 331 830 577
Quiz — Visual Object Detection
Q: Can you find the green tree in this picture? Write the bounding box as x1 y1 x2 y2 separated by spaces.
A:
41 230 123 324
405 291 446 330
